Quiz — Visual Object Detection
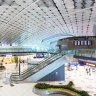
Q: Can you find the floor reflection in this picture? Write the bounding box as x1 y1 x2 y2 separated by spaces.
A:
43 95 66 96
41 93 67 96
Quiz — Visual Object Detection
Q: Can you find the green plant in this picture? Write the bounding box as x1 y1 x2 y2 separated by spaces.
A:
14 56 18 64
79 91 89 96
34 81 90 96
35 83 51 89
67 81 74 87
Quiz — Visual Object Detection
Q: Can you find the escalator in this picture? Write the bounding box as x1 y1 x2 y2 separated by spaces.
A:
11 53 66 82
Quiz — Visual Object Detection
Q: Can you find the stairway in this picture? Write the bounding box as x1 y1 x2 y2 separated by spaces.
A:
11 53 66 82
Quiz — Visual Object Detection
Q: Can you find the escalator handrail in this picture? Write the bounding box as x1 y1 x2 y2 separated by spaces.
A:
11 54 64 81
12 54 59 75
11 55 63 81
12 54 60 76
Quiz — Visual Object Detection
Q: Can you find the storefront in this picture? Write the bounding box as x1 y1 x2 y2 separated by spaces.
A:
0 55 30 64
78 60 96 72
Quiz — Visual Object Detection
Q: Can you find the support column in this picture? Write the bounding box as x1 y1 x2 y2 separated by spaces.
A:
18 57 21 76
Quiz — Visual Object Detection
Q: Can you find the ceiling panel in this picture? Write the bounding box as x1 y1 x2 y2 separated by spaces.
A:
0 0 95 48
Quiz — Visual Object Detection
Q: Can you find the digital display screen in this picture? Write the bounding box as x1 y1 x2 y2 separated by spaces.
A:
77 41 80 45
74 41 77 45
74 40 92 46
36 53 44 58
6 54 12 57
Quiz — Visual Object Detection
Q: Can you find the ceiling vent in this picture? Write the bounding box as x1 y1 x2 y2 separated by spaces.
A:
36 0 55 7
0 0 15 6
73 0 95 9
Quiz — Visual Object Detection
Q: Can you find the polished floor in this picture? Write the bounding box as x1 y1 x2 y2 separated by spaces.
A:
0 64 96 96
65 65 96 96
45 94 66 96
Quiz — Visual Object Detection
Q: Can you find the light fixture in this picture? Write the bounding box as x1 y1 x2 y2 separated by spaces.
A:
73 0 95 9
5 0 15 6
6 54 12 57
0 0 16 6
0 0 4 6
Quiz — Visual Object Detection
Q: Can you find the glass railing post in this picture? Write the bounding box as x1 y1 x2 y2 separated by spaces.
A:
19 63 21 76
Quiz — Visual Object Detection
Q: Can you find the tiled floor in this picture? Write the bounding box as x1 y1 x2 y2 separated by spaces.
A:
0 64 96 96
65 66 96 96
0 83 38 96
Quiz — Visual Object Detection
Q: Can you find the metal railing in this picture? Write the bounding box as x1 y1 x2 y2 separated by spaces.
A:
11 53 63 82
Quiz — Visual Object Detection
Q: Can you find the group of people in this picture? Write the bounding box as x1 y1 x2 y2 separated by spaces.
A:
68 63 92 76
67 63 78 71
85 67 91 75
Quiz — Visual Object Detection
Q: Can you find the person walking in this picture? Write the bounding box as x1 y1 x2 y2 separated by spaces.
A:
86 68 89 75
89 67 91 75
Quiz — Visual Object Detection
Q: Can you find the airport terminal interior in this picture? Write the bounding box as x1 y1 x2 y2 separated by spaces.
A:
0 0 96 96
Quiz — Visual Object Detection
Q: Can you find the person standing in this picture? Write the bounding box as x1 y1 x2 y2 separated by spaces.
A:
86 68 89 75
89 67 91 75
76 64 78 70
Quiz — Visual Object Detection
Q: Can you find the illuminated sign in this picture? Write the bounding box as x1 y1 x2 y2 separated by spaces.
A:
6 54 12 57
74 40 92 46
86 63 96 67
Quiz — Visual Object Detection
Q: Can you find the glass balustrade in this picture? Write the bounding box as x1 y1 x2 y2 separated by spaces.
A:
0 48 57 53
74 50 96 58
11 53 64 81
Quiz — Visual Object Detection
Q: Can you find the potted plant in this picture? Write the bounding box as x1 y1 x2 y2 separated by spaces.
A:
14 56 19 67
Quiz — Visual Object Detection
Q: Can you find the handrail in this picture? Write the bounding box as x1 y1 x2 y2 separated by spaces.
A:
12 56 60 77
12 54 60 77
11 56 61 81
11 53 63 81
36 54 59 64
12 64 37 75
12 54 60 76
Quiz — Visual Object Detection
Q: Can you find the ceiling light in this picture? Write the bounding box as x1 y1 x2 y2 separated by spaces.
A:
0 0 3 6
0 0 16 6
74 0 95 9
5 0 15 5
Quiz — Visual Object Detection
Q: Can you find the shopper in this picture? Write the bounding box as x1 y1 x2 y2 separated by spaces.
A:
76 64 78 70
86 68 89 75
89 67 91 75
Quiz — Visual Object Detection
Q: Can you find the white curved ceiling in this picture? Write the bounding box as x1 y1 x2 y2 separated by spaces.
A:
0 0 95 48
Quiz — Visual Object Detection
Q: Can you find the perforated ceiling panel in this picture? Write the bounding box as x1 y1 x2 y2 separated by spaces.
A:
0 0 95 48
